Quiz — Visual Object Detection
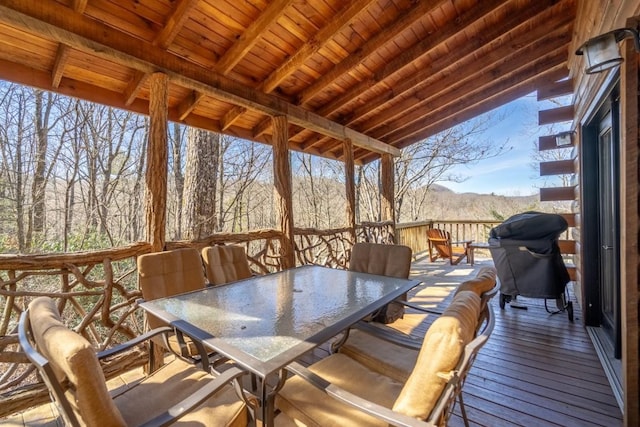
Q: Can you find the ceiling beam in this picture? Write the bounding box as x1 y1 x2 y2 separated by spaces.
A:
395 66 569 146
262 0 377 94
0 1 398 156
314 0 515 118
537 78 573 101
215 0 293 75
51 44 70 89
385 57 568 145
368 38 571 140
352 12 571 132
154 0 199 49
297 0 449 106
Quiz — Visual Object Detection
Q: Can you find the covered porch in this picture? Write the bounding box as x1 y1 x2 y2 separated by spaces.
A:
2 256 622 426
0 0 638 425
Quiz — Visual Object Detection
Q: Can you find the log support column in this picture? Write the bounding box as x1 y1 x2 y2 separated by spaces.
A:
344 139 356 245
380 153 396 243
144 72 168 252
272 115 295 269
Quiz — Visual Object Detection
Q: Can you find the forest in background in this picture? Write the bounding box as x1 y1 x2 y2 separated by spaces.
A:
0 83 561 254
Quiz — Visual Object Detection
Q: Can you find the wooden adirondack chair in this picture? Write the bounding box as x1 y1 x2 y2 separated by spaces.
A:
426 228 472 265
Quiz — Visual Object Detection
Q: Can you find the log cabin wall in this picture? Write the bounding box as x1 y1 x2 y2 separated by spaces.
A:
570 2 640 425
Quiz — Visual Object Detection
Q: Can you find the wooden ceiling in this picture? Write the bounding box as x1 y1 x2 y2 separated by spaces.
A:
0 0 576 164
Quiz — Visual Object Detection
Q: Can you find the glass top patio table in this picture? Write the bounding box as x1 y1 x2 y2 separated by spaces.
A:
139 264 421 377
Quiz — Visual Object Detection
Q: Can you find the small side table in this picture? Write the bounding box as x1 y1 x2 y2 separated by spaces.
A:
468 242 491 265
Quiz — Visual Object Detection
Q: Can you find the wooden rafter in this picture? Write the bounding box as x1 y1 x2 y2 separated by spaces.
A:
358 32 571 138
51 44 70 89
537 78 573 101
350 9 575 134
72 0 87 14
124 71 150 106
0 1 398 156
177 91 205 121
125 0 198 107
313 0 513 119
262 0 377 94
297 0 449 106
385 57 568 145
322 41 569 160
215 0 293 75
356 64 569 164
392 66 569 146
225 0 379 135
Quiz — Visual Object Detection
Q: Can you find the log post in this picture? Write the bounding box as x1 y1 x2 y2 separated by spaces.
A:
144 73 169 253
380 153 396 242
272 115 295 269
344 139 356 244
144 72 169 371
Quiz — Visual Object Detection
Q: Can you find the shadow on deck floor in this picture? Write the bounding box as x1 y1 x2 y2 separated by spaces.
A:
2 256 623 426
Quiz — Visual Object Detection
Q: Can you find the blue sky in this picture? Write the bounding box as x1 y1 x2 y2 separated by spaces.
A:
442 93 568 196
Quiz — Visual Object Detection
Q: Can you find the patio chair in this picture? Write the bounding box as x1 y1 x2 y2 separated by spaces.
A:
275 289 494 427
338 267 498 386
18 297 248 427
137 247 207 359
201 245 253 286
427 228 471 265
349 242 412 324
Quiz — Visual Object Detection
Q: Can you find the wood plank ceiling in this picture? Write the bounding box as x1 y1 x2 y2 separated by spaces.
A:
0 0 576 164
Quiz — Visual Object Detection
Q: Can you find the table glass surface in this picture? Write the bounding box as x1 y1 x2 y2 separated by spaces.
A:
140 265 416 365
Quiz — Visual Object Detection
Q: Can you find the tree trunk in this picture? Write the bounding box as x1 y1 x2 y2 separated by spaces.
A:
171 123 184 239
181 128 220 239
30 90 51 241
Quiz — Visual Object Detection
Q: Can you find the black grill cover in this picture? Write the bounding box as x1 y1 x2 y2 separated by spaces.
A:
489 212 570 299
490 211 568 241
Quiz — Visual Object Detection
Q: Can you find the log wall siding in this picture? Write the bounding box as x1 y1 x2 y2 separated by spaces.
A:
620 22 640 425
571 4 640 425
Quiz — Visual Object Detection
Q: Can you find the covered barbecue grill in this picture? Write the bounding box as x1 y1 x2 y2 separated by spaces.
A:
488 211 573 321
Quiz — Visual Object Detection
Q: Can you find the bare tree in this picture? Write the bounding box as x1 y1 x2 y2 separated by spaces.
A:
181 128 220 239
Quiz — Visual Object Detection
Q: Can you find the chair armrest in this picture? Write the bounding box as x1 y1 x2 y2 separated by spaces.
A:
97 326 174 360
400 300 444 315
284 362 435 427
138 366 246 427
353 321 422 350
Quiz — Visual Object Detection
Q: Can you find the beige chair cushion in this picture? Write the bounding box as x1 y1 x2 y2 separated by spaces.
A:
278 292 482 425
454 266 497 298
349 243 412 323
28 297 247 427
138 248 206 329
349 243 411 279
114 358 247 427
339 328 416 382
392 290 480 419
276 353 403 427
29 297 127 427
201 245 252 286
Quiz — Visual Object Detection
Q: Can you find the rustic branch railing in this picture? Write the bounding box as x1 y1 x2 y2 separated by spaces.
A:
0 219 488 418
0 222 397 418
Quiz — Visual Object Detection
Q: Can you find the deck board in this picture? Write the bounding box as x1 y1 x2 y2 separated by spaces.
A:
1 257 623 426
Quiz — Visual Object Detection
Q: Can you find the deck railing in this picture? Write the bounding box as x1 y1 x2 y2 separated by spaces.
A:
396 220 502 258
0 221 394 417
9 218 563 417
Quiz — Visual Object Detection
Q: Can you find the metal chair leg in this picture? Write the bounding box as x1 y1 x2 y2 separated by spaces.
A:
458 393 470 427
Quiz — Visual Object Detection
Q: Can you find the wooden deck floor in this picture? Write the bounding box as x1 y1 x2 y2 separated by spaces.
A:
395 257 622 427
1 257 623 426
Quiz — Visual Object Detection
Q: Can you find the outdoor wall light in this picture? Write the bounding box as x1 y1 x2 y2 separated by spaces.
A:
576 28 640 74
554 131 574 147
